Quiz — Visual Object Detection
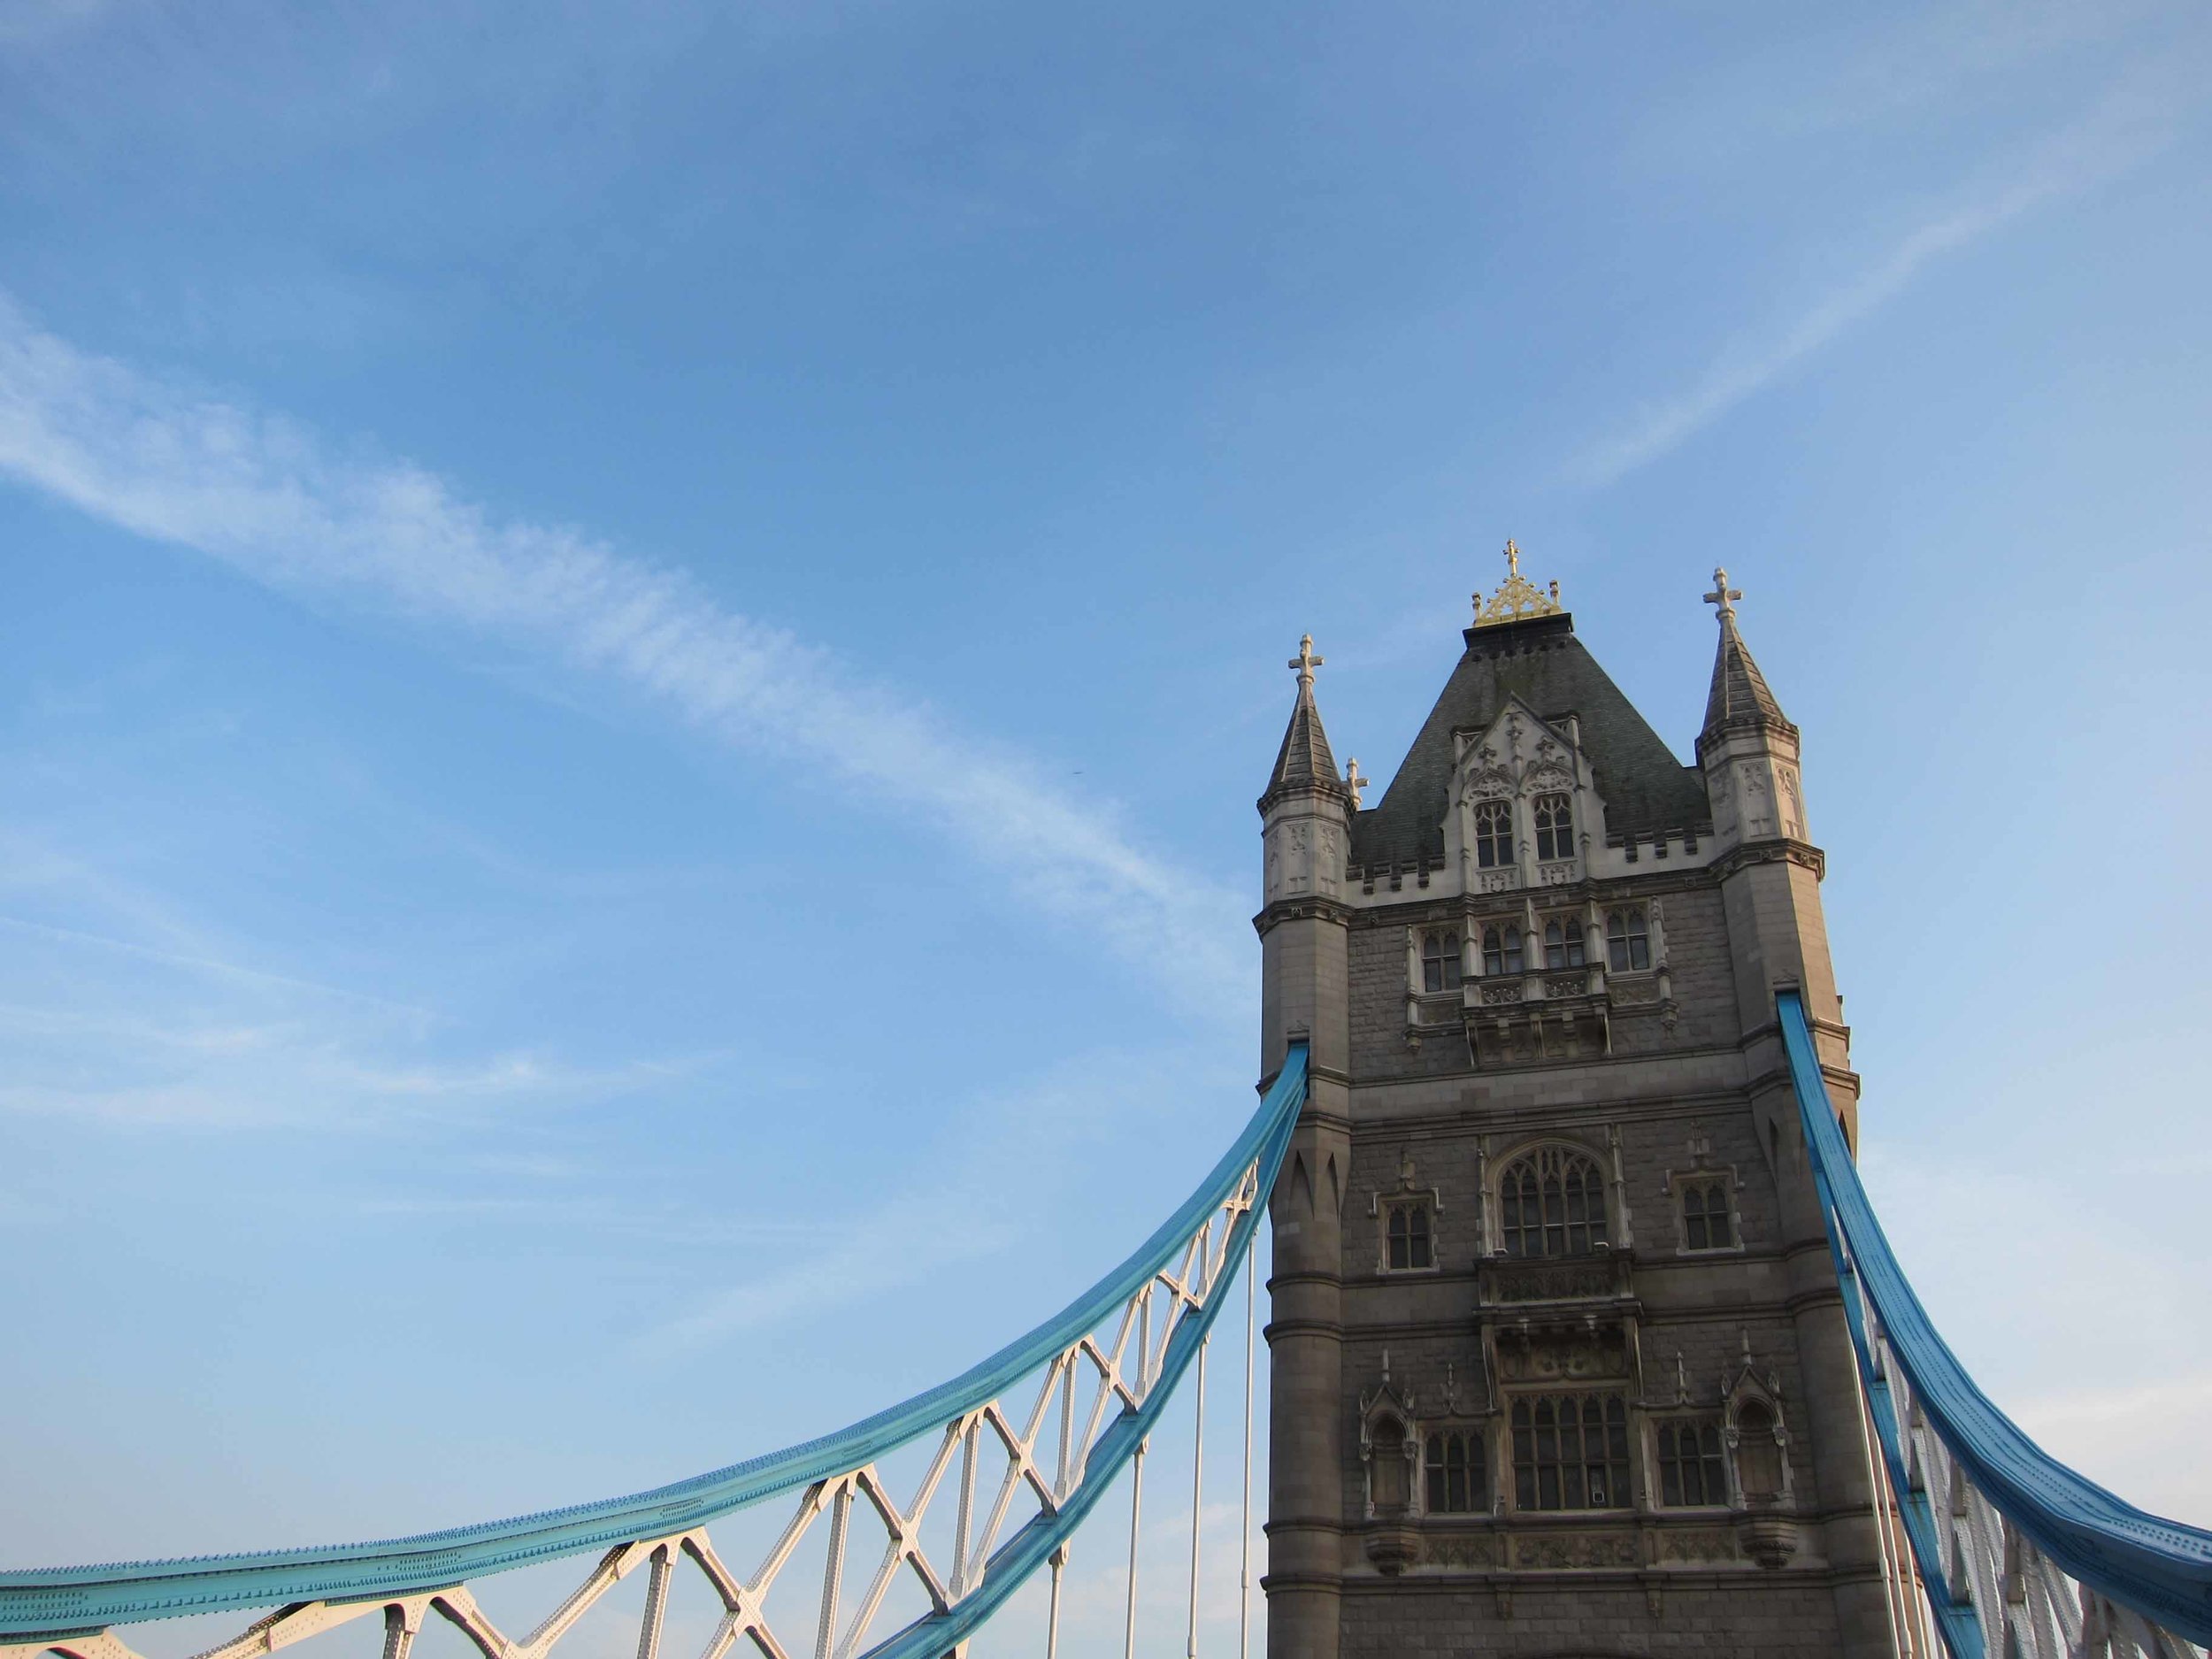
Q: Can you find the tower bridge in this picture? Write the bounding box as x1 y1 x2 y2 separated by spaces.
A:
6 559 2208 1659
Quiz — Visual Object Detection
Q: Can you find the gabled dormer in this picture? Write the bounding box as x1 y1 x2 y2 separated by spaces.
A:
1444 696 1601 897
1348 546 1713 894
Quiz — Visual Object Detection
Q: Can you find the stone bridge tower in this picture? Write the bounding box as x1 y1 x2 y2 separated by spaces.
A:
1256 553 1889 1659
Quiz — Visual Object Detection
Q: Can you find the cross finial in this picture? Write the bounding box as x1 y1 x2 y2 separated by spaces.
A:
1287 633 1324 687
1503 539 1521 578
1703 566 1743 621
1345 757 1369 808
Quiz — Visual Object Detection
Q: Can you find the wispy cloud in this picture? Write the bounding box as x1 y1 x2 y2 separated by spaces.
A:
647 1196 1010 1351
0 910 435 1019
1567 61 2203 488
641 1041 1240 1353
0 838 710 1127
0 302 1249 1022
0 1019 686 1129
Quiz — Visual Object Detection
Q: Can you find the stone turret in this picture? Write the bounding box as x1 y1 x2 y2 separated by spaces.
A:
1693 571 1847 1130
1696 571 1886 1650
1258 635 1353 1659
1698 567 1807 854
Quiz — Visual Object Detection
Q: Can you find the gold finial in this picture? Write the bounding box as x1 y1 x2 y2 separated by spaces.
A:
1703 566 1742 622
1472 540 1565 629
1287 633 1324 687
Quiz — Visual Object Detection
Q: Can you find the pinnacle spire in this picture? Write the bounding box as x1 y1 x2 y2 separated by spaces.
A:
1262 634 1348 810
1700 568 1793 741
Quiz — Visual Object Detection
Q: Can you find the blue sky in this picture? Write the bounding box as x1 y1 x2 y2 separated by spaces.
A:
4 0 2210 1648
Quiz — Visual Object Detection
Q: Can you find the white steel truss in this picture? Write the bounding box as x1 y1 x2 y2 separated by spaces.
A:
1846 1267 2206 1659
4 1161 1267 1659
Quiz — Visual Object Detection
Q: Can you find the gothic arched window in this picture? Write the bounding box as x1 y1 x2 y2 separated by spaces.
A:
1425 1429 1486 1514
1481 924 1524 977
1682 1182 1733 1250
1543 918 1586 970
1605 906 1651 972
1511 1394 1629 1510
1421 929 1463 993
1533 793 1573 861
1473 800 1513 869
1656 1420 1728 1506
1386 1202 1432 1271
1499 1147 1609 1257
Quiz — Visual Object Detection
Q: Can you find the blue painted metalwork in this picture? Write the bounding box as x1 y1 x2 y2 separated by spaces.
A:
0 1045 1310 1644
864 1057 1303 1659
1778 991 2212 1648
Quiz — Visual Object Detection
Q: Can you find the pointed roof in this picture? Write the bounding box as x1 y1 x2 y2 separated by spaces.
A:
1349 611 1710 869
1261 635 1350 811
1698 569 1794 744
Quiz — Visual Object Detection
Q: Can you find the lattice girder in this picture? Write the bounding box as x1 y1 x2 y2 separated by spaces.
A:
3 1052 1306 1659
1778 995 2208 1659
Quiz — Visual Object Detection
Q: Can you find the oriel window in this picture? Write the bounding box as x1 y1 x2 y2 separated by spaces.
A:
1543 918 1586 970
1533 793 1574 861
1605 907 1651 972
1473 800 1514 869
1421 929 1463 993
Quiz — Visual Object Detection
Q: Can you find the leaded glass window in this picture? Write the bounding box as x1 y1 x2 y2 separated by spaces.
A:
1481 924 1524 977
1386 1202 1432 1271
1473 800 1513 868
1511 1394 1630 1510
1425 1429 1486 1514
1533 793 1573 861
1498 1147 1609 1257
1682 1181 1732 1250
1421 929 1463 993
1606 906 1651 972
1656 1420 1728 1506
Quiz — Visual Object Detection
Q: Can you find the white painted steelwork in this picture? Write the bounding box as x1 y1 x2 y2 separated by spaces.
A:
2 1116 1286 1659
1846 1265 2207 1659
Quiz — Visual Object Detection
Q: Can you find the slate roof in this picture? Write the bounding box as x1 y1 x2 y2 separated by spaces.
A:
1261 679 1348 810
1701 613 1794 741
1348 612 1710 869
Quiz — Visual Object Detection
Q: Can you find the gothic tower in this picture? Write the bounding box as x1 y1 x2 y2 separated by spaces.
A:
1256 554 1891 1659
